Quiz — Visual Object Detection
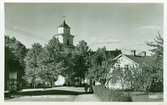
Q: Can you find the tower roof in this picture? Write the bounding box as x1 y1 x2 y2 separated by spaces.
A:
58 20 70 28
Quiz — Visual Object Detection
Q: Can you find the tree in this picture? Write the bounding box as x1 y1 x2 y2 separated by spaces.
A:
121 33 164 92
5 36 27 89
61 52 75 85
147 33 163 79
62 40 90 86
39 61 66 87
146 33 163 91
147 32 163 61
24 43 43 88
76 40 89 56
38 37 66 87
5 36 27 69
5 46 22 91
86 47 112 85
46 36 62 62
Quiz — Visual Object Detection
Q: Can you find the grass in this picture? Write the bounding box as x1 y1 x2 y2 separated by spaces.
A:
130 92 163 102
92 85 163 102
92 85 132 102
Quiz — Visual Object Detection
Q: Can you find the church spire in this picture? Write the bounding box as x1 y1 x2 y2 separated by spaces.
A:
62 16 66 25
58 16 70 28
59 20 70 28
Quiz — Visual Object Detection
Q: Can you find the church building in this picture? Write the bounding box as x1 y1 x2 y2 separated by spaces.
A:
54 20 75 49
53 20 75 86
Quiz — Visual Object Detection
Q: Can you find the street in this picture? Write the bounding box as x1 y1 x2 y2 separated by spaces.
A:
5 87 101 102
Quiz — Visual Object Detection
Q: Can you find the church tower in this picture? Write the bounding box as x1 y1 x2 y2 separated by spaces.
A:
55 20 74 48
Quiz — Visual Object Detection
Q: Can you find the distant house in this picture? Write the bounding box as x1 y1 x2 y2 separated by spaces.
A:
105 50 153 89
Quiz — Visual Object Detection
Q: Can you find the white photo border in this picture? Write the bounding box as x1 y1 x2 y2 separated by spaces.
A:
0 0 166 105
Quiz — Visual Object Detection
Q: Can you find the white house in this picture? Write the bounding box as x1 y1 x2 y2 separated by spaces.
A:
105 51 152 90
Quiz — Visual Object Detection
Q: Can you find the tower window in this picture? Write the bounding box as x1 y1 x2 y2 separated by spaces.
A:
67 39 70 45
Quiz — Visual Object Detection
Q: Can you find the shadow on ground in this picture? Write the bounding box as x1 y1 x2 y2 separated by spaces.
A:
5 88 86 100
20 90 84 96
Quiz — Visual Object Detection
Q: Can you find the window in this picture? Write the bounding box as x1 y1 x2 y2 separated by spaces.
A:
125 65 129 70
115 63 120 69
67 39 70 45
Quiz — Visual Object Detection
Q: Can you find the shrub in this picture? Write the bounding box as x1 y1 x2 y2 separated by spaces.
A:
93 85 132 102
149 80 163 92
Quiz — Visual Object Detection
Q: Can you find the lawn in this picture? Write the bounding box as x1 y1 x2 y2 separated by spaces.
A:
130 92 163 102
93 85 163 102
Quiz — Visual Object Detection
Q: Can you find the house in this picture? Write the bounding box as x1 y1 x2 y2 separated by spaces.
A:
105 50 153 89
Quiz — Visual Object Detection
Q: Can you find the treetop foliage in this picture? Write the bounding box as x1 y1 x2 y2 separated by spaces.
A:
5 33 163 91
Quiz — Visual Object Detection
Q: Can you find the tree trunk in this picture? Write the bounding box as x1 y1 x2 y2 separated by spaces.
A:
32 76 36 88
50 79 53 87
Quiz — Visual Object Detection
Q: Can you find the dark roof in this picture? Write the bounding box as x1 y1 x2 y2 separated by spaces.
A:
59 20 70 28
105 50 122 59
125 55 154 65
89 50 122 59
54 34 74 38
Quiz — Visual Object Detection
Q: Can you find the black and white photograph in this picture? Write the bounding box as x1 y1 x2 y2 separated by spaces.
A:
4 3 164 102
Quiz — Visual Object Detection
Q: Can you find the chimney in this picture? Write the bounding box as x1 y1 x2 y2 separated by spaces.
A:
131 50 136 56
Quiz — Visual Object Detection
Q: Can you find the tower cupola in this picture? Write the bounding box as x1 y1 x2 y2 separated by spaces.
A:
55 19 74 47
58 20 71 34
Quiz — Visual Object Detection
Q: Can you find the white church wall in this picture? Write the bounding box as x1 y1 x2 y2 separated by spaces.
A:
58 27 64 34
55 35 63 43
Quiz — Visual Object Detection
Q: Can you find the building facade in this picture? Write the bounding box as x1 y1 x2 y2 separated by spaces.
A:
105 51 152 89
54 20 74 48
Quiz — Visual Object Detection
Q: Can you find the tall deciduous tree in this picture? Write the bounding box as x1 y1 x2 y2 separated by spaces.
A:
5 46 22 90
38 37 66 86
87 47 111 85
73 40 90 85
146 33 163 91
5 36 27 68
5 36 27 89
24 43 43 88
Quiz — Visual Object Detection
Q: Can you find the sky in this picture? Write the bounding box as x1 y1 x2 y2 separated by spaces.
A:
5 3 163 55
